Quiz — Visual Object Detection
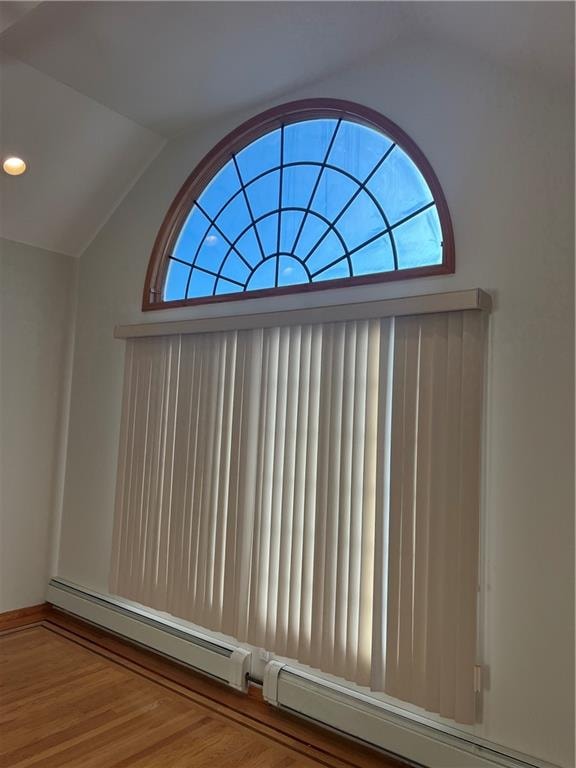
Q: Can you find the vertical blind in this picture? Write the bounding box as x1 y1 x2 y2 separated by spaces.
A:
110 309 485 723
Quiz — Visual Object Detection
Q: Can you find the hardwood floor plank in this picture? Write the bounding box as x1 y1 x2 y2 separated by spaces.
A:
104 717 217 768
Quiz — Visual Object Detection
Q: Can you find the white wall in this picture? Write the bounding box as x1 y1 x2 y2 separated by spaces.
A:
0 237 77 612
56 34 574 768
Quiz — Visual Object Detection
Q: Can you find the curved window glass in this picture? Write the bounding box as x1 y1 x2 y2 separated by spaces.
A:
144 101 454 309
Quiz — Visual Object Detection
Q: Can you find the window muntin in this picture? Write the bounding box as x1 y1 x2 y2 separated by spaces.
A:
145 101 454 309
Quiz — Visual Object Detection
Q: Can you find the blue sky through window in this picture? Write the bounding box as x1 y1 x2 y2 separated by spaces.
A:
165 118 443 301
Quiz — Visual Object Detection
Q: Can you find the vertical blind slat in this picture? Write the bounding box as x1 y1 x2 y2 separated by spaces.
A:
110 338 134 594
323 321 345 673
334 322 354 676
385 320 405 699
175 338 199 621
370 317 392 689
287 326 309 659
298 324 322 663
411 316 435 708
454 311 484 722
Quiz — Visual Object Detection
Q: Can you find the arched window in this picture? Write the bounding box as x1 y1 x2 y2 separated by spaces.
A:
144 100 454 310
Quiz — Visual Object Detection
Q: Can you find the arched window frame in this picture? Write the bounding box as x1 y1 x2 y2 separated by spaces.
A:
143 99 455 311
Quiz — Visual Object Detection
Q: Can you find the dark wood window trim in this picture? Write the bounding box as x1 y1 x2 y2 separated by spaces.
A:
143 99 455 311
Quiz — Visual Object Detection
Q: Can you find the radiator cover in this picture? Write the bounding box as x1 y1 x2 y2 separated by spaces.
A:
46 578 251 692
263 661 557 768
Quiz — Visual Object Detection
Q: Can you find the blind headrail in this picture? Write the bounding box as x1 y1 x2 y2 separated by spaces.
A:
114 289 492 339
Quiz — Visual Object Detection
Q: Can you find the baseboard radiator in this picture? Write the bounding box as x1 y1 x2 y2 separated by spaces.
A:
263 661 556 768
46 579 556 768
46 578 251 692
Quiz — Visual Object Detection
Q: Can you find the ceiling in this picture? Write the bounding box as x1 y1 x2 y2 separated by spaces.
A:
0 1 416 138
0 52 163 256
0 1 573 257
2 2 573 138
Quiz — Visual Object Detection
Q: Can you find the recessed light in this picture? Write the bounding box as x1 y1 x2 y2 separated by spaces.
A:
3 157 27 176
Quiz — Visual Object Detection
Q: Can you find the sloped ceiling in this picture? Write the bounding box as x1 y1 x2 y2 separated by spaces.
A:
0 53 164 256
0 1 573 258
0 1 414 138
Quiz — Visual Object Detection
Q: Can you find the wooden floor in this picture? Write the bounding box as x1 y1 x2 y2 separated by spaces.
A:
0 622 404 767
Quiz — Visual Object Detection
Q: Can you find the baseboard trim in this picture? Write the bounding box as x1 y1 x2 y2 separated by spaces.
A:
0 603 50 631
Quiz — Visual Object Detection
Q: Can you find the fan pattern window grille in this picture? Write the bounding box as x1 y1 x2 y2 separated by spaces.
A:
146 102 454 308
